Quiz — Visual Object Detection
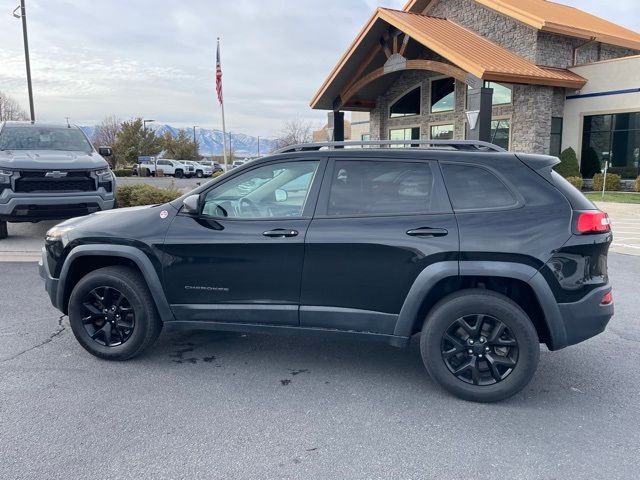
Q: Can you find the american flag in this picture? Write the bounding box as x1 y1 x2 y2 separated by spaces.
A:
216 39 223 106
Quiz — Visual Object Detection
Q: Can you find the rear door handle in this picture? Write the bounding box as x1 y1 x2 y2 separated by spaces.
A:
406 228 449 238
263 229 299 238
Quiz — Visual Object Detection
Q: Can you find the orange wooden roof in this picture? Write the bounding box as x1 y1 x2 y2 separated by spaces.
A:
404 0 640 50
311 8 586 109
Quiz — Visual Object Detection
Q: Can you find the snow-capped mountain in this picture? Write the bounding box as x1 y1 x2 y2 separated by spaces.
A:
81 124 276 156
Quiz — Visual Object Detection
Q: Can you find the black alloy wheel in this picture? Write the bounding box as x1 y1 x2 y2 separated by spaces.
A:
81 286 135 347
441 314 518 386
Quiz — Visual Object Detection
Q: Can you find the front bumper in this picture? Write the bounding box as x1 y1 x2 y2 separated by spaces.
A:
557 284 614 347
39 249 62 312
0 192 114 222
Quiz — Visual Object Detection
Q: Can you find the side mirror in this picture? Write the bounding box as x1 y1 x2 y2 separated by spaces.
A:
98 146 113 157
182 194 200 215
275 189 288 202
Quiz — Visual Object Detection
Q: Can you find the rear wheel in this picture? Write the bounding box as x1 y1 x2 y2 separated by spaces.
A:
68 266 162 361
0 220 7 240
174 169 184 178
420 289 539 403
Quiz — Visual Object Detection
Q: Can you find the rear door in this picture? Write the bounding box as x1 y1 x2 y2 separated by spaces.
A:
299 156 459 335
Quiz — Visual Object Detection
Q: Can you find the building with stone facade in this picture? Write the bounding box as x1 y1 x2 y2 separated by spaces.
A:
311 0 640 178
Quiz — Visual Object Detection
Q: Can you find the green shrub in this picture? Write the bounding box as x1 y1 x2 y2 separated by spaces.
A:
592 173 621 192
636 177 640 193
554 148 580 178
580 147 602 179
566 176 584 190
113 168 133 177
116 184 182 208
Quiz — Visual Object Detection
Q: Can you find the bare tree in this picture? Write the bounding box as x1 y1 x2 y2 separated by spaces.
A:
273 117 313 150
0 91 28 121
92 116 121 168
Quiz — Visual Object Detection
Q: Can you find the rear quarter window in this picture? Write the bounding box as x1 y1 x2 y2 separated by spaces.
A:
441 163 518 211
550 171 595 210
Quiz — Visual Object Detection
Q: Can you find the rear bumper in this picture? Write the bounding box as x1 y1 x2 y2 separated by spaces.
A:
557 284 614 348
0 192 114 222
38 248 62 311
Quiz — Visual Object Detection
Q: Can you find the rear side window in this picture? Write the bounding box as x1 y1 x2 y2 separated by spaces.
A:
327 160 435 216
550 171 595 210
442 163 517 210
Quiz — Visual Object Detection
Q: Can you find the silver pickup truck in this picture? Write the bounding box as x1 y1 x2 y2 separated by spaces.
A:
0 121 116 239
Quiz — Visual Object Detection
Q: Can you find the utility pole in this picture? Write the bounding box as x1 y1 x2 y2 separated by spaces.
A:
257 136 260 157
193 126 198 144
143 119 155 173
13 0 35 122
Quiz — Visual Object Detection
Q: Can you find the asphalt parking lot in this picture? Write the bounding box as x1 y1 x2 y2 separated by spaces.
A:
1 253 639 479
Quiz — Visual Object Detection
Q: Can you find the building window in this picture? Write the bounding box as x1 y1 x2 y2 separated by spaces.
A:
390 87 421 118
582 112 640 178
550 117 563 157
466 82 512 107
490 119 511 150
361 134 371 141
390 127 420 147
430 124 454 140
431 78 455 113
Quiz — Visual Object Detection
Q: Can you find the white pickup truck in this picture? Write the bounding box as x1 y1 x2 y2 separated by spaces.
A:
137 159 195 178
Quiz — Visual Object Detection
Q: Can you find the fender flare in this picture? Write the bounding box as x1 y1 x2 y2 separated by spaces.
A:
57 244 175 323
394 261 567 350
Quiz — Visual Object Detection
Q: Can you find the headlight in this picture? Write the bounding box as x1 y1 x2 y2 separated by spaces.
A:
0 169 13 184
45 225 75 241
95 168 113 182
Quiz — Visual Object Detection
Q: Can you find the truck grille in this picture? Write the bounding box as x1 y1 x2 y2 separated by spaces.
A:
15 171 96 193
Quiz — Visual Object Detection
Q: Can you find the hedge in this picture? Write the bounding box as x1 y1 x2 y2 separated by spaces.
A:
566 177 583 190
116 184 182 208
592 173 621 192
580 147 602 179
113 168 134 177
554 148 580 178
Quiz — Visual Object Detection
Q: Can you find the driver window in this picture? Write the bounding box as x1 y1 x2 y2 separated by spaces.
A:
202 161 319 219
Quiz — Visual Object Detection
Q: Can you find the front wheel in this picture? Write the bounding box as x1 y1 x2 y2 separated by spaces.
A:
174 170 184 178
68 266 162 361
196 170 204 178
0 220 7 240
420 289 540 403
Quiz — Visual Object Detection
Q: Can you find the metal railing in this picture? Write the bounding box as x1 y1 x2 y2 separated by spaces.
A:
275 139 506 154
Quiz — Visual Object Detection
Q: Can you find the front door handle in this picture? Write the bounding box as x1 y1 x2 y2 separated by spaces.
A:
406 227 449 238
263 229 299 238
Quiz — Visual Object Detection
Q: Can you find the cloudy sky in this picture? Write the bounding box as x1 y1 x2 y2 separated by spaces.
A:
0 0 638 137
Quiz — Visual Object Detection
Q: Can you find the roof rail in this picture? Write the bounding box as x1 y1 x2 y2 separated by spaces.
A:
275 139 506 154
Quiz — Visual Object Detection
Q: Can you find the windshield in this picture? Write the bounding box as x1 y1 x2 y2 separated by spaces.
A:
0 126 93 152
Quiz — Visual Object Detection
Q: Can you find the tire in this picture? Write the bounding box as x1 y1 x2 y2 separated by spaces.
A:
0 220 7 240
68 266 163 361
144 168 151 177
196 171 203 178
420 289 539 403
174 170 184 178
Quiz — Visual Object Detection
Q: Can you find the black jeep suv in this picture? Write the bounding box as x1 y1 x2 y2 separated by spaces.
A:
39 140 614 402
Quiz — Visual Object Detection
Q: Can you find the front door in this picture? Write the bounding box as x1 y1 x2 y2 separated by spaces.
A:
300 156 459 334
162 158 324 326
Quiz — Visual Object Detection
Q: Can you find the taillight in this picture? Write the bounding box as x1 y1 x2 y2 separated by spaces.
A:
576 211 611 234
601 291 613 305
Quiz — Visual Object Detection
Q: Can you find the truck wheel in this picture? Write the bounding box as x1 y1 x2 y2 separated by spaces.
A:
68 266 163 361
145 168 151 177
0 221 8 240
174 170 184 178
196 170 203 178
420 289 540 403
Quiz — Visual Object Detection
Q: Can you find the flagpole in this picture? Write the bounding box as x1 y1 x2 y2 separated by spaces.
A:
217 37 229 170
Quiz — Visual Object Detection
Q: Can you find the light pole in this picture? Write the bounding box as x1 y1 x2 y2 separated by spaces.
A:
257 136 260 157
193 126 198 144
13 0 35 122
142 119 155 174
